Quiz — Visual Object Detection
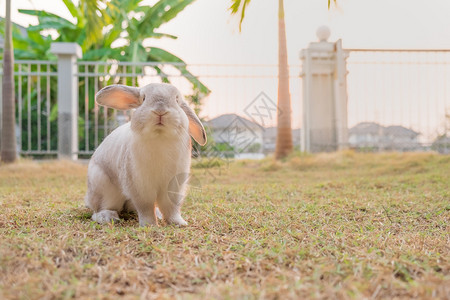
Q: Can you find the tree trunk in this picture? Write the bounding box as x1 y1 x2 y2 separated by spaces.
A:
274 0 293 159
1 0 17 163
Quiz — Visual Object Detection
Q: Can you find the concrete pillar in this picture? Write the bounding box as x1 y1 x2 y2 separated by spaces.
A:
50 43 82 160
300 26 349 152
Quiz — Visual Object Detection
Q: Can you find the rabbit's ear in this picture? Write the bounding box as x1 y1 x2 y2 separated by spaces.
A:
96 85 141 110
180 102 207 146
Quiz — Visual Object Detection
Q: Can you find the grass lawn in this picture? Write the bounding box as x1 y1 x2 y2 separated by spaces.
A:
0 152 449 299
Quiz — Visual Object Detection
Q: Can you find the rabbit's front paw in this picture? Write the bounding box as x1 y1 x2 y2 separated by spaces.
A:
92 210 120 224
168 216 188 227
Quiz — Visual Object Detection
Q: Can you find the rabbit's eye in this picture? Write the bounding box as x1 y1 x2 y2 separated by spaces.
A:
142 95 146 102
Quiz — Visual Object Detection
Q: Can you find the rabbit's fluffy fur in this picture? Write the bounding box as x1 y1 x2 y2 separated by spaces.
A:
85 83 206 226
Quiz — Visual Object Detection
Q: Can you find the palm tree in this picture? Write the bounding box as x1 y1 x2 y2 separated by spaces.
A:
274 0 293 159
1 0 16 163
229 0 336 159
230 0 292 159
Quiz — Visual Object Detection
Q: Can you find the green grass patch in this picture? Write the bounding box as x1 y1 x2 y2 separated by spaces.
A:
0 152 449 299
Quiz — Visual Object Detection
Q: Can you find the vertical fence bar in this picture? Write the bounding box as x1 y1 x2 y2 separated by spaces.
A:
408 52 413 137
18 64 22 153
27 63 31 151
426 52 432 144
37 64 41 151
131 65 136 122
103 105 108 137
103 63 108 139
46 63 51 152
85 64 89 152
94 64 99 148
120 64 126 124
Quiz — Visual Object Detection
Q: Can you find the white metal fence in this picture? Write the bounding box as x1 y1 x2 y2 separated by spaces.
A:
75 61 303 156
1 45 449 158
2 60 58 156
346 49 450 152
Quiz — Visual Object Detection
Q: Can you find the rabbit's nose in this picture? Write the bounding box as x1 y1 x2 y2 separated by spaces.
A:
152 109 168 116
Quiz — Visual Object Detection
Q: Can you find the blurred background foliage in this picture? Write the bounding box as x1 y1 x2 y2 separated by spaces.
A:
0 0 210 155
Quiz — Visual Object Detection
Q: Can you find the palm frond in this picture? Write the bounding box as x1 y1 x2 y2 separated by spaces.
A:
81 0 106 49
228 0 252 32
328 0 337 9
147 47 211 95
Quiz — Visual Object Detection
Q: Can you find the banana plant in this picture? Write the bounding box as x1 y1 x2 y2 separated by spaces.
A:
4 0 209 154
17 0 209 94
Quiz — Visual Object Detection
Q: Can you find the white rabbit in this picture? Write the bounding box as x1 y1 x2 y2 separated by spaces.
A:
85 83 206 226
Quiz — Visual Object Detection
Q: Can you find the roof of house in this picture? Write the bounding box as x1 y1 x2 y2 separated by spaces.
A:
263 127 301 139
384 125 419 137
205 114 262 131
349 122 419 137
349 122 384 135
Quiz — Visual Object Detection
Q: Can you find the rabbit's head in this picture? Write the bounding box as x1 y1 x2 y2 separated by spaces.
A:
95 83 207 146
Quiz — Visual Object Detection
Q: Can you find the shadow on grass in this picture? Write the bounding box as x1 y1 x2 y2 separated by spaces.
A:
70 207 186 229
71 207 138 223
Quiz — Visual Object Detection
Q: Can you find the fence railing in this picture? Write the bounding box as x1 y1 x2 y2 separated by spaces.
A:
75 61 187 156
75 61 303 156
1 42 449 158
346 49 450 152
1 60 58 156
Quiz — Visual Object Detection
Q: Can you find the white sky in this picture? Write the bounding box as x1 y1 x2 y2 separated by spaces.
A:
1 0 450 140
3 0 450 64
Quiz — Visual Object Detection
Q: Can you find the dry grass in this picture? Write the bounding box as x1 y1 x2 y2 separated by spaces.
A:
0 152 449 299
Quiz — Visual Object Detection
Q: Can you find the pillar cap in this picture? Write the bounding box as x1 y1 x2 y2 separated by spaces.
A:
50 43 82 58
316 26 331 42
